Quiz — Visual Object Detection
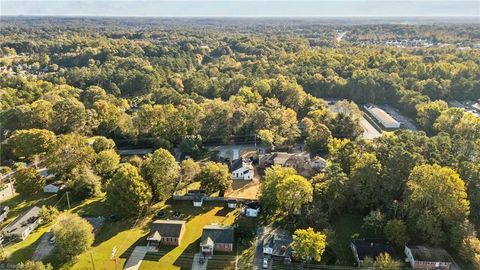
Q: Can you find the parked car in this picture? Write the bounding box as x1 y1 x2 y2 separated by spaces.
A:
49 235 56 245
262 258 269 269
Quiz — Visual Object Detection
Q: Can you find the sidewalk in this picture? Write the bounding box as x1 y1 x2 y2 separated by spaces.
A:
191 253 208 270
123 246 148 270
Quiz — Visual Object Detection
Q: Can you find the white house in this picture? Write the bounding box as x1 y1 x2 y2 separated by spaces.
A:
3 206 42 240
43 182 65 193
231 158 254 180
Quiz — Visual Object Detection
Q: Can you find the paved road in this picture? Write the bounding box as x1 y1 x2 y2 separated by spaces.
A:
123 246 148 270
191 253 208 270
360 117 382 140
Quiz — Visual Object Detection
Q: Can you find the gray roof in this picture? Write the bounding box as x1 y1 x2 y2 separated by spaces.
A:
408 246 451 262
3 206 41 235
231 158 244 172
149 220 186 238
201 225 234 244
264 229 292 257
365 105 399 126
352 239 398 261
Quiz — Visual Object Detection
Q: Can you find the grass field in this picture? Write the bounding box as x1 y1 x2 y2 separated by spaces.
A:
67 200 239 270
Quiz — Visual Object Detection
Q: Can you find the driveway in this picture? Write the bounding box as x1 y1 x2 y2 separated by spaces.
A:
32 232 54 261
252 226 272 270
123 246 148 270
191 253 208 270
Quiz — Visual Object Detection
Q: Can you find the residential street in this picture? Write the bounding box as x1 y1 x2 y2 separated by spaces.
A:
252 226 272 270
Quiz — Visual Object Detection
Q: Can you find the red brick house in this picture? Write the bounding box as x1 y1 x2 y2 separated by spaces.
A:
200 225 234 257
147 220 186 248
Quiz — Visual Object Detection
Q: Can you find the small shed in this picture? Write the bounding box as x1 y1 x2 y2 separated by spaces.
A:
227 199 237 209
193 196 204 207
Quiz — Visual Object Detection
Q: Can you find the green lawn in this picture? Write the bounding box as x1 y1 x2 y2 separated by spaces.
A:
67 200 239 270
2 193 57 263
2 193 244 270
329 214 364 266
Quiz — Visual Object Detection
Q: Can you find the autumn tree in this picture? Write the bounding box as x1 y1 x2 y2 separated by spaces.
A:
404 164 470 245
372 252 403 269
459 236 480 269
349 152 382 210
52 213 94 261
106 164 152 218
291 227 327 263
415 100 448 135
305 123 332 154
259 165 297 213
384 219 410 247
198 162 232 195
141 148 179 200
180 158 201 187
276 175 313 215
2 129 56 160
45 134 95 179
94 149 120 178
14 167 45 195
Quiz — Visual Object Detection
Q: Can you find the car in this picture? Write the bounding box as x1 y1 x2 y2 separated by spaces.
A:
262 258 268 269
155 211 165 218
49 235 56 245
173 211 181 218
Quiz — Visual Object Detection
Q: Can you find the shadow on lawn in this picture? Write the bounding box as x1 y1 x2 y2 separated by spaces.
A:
6 224 49 263
214 207 234 217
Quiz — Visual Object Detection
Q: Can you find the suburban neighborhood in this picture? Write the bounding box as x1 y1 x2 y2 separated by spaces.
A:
0 5 480 270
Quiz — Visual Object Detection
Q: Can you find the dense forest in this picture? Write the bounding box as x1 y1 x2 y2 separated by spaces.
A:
0 18 479 269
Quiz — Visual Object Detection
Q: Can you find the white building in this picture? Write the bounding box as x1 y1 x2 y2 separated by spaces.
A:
43 182 65 193
3 206 42 240
231 158 254 180
365 104 401 129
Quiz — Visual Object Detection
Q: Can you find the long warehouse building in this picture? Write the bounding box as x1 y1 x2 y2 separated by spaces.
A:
364 105 401 129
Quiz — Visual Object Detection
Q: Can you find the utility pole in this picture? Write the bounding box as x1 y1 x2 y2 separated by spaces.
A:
90 252 96 270
66 191 71 209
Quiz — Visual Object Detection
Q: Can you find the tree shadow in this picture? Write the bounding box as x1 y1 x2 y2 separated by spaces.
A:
214 207 234 217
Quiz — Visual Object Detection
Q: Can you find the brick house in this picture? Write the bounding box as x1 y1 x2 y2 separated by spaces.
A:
146 220 186 248
200 225 234 257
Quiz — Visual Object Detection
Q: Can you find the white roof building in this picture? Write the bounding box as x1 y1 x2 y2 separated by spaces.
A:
365 105 400 129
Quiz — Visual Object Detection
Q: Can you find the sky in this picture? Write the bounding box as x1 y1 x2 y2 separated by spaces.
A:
1 0 479 17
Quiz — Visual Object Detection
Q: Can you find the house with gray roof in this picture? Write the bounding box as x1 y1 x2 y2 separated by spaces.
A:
2 206 42 240
200 224 234 257
404 245 452 269
146 220 186 248
263 229 292 262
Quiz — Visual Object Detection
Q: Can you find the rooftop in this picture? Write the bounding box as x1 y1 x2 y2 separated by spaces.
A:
408 245 451 262
149 220 186 239
365 105 399 126
3 206 41 235
201 225 234 244
352 239 398 261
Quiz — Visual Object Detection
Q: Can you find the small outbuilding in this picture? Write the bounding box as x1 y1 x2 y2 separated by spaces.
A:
227 199 237 209
43 181 65 194
243 202 260 217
